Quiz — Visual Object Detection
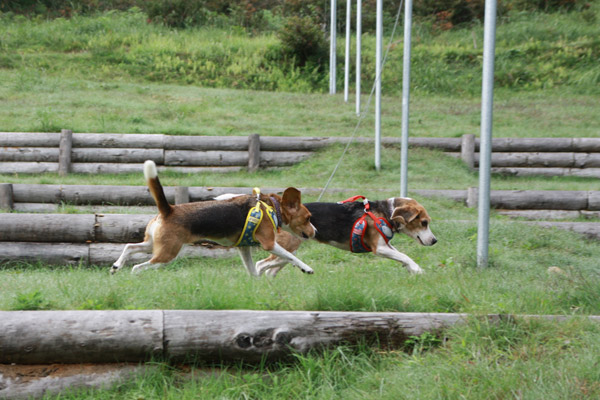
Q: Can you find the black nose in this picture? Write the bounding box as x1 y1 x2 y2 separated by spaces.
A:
431 237 437 245
302 232 309 239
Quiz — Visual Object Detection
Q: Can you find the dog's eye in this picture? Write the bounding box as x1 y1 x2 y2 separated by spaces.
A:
422 220 429 228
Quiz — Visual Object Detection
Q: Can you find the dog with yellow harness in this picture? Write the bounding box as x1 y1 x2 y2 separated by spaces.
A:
111 160 316 276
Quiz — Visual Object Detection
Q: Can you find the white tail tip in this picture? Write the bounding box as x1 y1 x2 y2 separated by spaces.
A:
143 160 157 180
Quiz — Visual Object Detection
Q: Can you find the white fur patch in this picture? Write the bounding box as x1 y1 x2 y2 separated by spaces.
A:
214 193 244 201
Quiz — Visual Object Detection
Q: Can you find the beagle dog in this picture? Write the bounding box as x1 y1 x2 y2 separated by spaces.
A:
255 196 437 276
111 160 316 275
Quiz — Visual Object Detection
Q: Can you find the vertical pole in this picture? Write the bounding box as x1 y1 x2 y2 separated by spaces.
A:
400 0 413 197
374 0 383 171
248 133 261 173
0 183 14 210
461 133 476 170
330 0 337 94
356 0 362 115
175 186 190 205
344 0 351 102
58 129 73 177
477 0 497 269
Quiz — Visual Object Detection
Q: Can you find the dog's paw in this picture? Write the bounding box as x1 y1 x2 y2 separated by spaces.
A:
110 265 119 275
302 268 314 275
407 264 424 274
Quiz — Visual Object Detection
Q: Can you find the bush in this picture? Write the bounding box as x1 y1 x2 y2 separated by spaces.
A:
278 16 328 68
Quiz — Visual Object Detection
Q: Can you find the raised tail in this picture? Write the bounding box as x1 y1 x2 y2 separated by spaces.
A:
144 160 172 217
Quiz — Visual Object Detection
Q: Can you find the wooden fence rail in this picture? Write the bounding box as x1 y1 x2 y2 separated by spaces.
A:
2 310 598 365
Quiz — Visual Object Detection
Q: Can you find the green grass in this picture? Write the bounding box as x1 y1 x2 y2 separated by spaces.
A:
1 7 600 399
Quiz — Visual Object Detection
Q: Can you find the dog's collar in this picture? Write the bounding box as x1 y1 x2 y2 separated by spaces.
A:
269 196 283 228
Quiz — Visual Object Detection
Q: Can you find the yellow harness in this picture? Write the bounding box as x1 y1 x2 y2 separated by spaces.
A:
234 188 279 247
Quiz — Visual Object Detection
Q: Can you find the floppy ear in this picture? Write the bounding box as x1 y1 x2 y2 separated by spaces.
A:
281 187 302 212
391 205 419 226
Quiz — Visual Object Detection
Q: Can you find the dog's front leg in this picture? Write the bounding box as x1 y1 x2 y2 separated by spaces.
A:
267 243 314 275
256 254 290 277
373 238 424 274
237 247 259 277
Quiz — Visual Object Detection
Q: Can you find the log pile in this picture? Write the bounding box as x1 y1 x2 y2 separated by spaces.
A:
455 135 600 177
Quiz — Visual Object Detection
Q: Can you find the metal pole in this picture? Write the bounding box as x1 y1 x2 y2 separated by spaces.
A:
356 0 362 115
330 0 337 94
400 0 413 197
477 0 497 268
374 0 382 171
344 0 351 102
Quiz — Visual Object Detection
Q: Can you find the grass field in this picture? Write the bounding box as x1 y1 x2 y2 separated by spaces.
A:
1 6 600 399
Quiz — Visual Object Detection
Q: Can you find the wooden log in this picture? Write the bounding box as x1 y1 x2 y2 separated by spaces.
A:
260 136 335 151
466 187 478 208
469 152 600 168
174 186 190 205
496 210 583 220
460 134 475 169
72 133 165 149
248 134 260 172
60 185 159 205
0 214 95 242
525 221 600 240
71 148 164 164
58 129 73 176
0 132 60 147
491 167 600 178
94 214 153 243
13 203 157 214
411 189 468 203
164 135 248 150
0 147 59 162
1 310 597 365
0 310 164 364
0 242 235 266
11 184 63 203
0 364 149 400
165 150 248 166
0 162 58 174
490 190 589 210
590 192 600 211
88 242 235 266
0 183 13 210
0 242 89 265
260 151 312 166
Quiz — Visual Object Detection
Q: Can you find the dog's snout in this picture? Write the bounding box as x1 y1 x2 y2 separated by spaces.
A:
431 237 437 245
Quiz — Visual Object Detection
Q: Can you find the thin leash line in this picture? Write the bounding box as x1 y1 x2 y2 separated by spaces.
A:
318 0 406 202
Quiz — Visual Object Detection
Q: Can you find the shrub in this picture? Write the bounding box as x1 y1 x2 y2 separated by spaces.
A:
278 16 328 68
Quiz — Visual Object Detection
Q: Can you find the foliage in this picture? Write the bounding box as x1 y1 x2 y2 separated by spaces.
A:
278 16 328 68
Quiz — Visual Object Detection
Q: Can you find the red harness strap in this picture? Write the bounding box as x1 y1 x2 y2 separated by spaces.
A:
339 196 394 253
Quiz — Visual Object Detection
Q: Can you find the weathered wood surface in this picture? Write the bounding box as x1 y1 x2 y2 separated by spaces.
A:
524 221 600 240
0 310 164 364
491 167 600 178
497 210 600 220
0 242 235 265
247 133 260 172
1 310 598 365
465 152 600 168
58 129 73 176
0 183 13 210
0 213 152 243
0 363 149 400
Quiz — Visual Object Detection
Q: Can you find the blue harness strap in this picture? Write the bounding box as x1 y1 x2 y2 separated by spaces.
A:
234 188 278 247
339 196 394 253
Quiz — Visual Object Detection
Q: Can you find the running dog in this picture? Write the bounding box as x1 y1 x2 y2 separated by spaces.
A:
111 160 316 275
255 196 437 276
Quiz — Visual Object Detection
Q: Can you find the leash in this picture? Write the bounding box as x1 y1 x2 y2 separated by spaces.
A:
317 0 406 201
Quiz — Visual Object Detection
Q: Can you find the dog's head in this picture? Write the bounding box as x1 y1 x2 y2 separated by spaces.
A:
388 197 437 246
272 188 316 240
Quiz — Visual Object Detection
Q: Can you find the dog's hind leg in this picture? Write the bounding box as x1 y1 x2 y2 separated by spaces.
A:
111 241 152 274
237 247 259 277
256 254 290 277
267 243 314 275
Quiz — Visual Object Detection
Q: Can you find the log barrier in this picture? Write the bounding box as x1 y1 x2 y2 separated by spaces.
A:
1 310 598 365
0 184 599 212
3 132 598 176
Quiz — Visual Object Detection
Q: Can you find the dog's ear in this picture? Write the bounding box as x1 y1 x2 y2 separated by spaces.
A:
281 187 302 212
391 205 419 226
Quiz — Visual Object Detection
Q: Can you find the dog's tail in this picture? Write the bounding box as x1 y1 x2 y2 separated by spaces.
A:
144 160 172 217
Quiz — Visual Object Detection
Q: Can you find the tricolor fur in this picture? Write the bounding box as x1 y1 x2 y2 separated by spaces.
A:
256 197 437 276
111 160 316 276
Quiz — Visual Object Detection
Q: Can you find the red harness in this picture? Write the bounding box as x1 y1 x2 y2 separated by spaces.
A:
338 196 394 253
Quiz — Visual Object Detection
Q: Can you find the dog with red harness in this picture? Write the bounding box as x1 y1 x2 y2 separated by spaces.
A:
255 196 437 276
